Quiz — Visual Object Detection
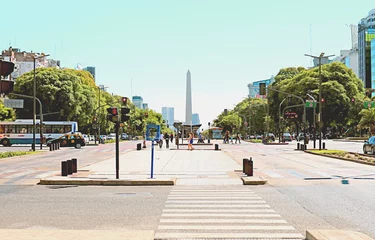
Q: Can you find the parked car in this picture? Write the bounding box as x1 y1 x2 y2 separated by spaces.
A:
363 136 375 154
82 134 89 143
297 133 307 141
47 133 86 149
282 133 292 142
106 133 116 140
121 133 129 140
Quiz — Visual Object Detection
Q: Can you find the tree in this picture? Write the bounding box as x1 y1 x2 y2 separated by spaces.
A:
0 100 16 121
359 108 375 134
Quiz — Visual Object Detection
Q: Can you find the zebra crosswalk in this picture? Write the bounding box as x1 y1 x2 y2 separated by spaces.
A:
155 188 304 240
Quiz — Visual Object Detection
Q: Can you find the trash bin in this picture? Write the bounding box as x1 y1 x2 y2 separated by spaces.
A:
215 144 219 150
244 158 253 176
137 143 142 150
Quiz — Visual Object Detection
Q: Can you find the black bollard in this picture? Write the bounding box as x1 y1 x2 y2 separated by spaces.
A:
71 158 77 173
301 144 304 151
67 160 73 175
50 144 53 151
137 143 141 150
215 144 219 150
248 158 253 176
52 143 55 151
208 139 210 143
304 144 307 150
61 161 68 176
57 142 60 150
297 143 300 150
323 142 326 149
243 158 248 173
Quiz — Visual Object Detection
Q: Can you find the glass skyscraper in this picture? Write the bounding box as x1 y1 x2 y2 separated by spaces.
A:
162 107 174 127
358 9 375 88
132 96 143 109
247 76 275 98
192 113 200 125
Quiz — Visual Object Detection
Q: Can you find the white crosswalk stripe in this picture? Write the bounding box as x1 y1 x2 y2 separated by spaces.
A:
155 188 304 240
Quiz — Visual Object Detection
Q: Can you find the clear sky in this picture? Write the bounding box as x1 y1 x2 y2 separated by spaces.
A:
1 0 374 130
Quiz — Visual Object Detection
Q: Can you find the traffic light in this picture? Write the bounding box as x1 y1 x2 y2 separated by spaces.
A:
121 107 130 122
259 83 266 95
121 97 128 105
0 60 15 77
106 107 118 122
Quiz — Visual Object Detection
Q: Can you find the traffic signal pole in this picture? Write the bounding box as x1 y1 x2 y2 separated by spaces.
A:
116 121 120 179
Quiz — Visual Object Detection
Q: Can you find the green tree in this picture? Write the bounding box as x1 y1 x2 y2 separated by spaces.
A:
0 100 16 121
359 108 375 134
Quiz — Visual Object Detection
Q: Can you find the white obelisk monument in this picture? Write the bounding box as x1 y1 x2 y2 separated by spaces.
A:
185 70 192 128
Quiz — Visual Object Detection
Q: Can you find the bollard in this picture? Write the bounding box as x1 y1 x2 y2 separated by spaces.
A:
52 143 55 151
323 142 326 149
304 144 307 150
57 142 60 150
243 158 248 173
143 140 146 148
50 144 53 151
67 160 73 175
301 144 304 151
61 161 68 176
137 143 142 150
244 157 253 176
297 143 300 150
215 144 219 151
208 139 210 143
71 158 77 173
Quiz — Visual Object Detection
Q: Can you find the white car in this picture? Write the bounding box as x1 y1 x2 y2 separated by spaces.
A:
106 133 116 140
82 134 89 143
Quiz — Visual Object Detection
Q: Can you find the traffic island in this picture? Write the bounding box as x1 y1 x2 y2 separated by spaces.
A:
39 177 176 186
305 149 375 166
306 229 374 240
241 176 267 185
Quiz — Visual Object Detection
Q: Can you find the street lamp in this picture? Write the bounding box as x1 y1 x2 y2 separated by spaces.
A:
306 93 316 148
96 85 108 144
32 53 49 151
208 122 211 143
304 53 334 150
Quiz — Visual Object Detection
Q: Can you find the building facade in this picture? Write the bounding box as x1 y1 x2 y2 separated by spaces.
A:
372 38 375 91
1 47 59 81
247 76 275 98
162 107 174 127
132 96 143 109
142 103 148 110
83 66 96 81
192 113 200 125
358 8 375 88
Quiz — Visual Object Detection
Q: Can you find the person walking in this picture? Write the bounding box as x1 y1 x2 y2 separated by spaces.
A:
170 133 174 143
188 132 194 150
235 132 241 144
164 132 170 148
159 133 164 148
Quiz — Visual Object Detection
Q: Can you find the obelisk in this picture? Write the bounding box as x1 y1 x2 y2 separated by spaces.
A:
185 70 192 126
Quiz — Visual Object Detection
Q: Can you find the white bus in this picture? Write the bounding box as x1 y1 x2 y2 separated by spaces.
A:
0 119 78 146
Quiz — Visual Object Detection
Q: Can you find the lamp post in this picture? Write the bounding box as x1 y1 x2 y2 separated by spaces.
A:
304 53 334 150
96 85 108 144
32 53 49 151
278 98 287 142
208 122 211 143
306 93 316 148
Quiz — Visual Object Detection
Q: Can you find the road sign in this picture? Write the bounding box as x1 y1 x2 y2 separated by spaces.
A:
305 100 316 108
4 99 24 108
364 101 375 108
284 112 298 119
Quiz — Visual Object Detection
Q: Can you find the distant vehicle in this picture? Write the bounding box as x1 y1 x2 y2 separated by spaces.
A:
282 133 292 142
121 133 128 140
363 136 375 154
82 134 89 143
47 132 85 149
267 133 275 141
256 135 263 139
106 133 116 140
297 133 307 141
0 119 78 146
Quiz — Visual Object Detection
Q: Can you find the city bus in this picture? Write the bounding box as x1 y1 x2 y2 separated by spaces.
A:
0 119 78 146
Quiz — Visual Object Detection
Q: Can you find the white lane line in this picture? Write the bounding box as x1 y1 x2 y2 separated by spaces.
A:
160 219 287 223
163 209 275 213
165 204 270 208
161 213 281 217
168 193 258 196
170 190 254 192
158 225 295 230
165 200 266 204
154 233 304 239
167 196 262 200
4 170 38 178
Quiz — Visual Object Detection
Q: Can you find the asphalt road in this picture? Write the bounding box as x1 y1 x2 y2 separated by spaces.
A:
1 140 375 239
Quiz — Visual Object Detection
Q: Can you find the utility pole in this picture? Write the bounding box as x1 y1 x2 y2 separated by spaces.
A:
305 53 334 150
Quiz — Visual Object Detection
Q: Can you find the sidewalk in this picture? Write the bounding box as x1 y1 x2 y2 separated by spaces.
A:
39 144 258 186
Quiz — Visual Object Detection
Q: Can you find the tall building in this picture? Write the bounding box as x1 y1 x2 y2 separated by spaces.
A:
132 96 143 109
372 38 375 91
162 107 174 127
358 8 375 88
1 47 59 81
247 76 275 98
192 113 200 125
142 103 149 110
185 70 193 125
83 66 96 81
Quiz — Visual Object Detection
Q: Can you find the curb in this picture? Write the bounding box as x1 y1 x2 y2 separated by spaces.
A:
305 150 375 166
306 229 374 240
39 178 176 186
241 176 267 185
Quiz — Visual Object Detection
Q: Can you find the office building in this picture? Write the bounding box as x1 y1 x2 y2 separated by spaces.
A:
162 107 174 127
142 103 148 110
247 76 275 98
192 113 200 125
132 96 143 109
358 8 375 88
83 66 96 81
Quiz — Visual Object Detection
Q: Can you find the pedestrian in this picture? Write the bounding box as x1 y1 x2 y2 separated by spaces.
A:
164 132 170 148
159 132 164 148
235 132 241 144
188 132 194 150
170 133 174 143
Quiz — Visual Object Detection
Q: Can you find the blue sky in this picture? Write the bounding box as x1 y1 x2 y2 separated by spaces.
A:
2 0 374 129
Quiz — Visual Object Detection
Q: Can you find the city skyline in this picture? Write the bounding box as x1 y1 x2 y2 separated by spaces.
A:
1 1 374 129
